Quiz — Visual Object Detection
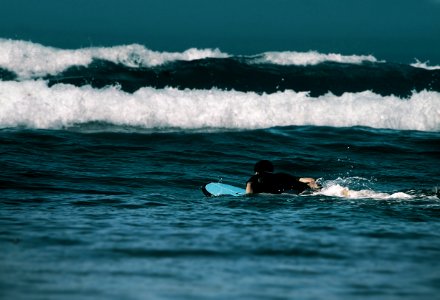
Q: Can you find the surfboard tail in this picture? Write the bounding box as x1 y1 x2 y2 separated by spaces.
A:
201 182 246 197
201 184 212 197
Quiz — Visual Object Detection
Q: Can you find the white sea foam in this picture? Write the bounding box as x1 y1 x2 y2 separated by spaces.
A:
316 177 414 200
317 184 413 200
256 51 378 65
411 59 440 70
0 81 439 131
0 39 229 79
0 39 384 79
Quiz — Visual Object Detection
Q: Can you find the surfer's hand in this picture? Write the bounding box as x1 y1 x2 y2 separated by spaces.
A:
299 178 320 189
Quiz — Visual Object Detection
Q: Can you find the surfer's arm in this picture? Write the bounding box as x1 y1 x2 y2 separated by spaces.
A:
246 182 254 194
299 177 319 189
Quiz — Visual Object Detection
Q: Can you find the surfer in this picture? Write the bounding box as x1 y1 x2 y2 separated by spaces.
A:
246 160 319 194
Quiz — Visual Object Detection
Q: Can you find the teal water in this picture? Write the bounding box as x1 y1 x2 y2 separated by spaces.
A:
1 126 439 299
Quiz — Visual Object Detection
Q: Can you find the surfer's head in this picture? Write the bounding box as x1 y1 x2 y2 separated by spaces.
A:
254 160 274 174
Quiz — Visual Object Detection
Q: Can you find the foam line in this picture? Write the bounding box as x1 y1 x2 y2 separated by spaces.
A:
0 39 382 79
411 59 440 70
0 39 229 78
1 81 438 131
255 51 378 65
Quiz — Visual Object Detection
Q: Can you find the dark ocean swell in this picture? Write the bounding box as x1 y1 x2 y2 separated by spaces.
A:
2 58 439 97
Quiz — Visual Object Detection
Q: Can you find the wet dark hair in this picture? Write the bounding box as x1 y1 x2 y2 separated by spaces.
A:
254 160 274 173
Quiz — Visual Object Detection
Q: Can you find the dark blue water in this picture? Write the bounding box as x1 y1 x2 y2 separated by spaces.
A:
1 39 440 299
1 126 439 300
42 58 440 98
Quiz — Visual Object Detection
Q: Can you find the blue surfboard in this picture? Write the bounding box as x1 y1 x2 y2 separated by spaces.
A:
202 182 246 197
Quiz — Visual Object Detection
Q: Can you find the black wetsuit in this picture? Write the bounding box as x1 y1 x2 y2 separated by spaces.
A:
247 172 310 194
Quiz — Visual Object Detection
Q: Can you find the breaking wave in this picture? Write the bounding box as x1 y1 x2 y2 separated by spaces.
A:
0 80 438 132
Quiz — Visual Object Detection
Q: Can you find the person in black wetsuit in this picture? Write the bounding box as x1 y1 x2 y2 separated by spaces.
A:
246 160 319 195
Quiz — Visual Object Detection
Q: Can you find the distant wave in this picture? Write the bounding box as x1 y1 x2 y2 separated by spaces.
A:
0 39 229 78
2 39 439 98
411 59 440 70
254 51 378 65
1 80 438 132
0 39 376 79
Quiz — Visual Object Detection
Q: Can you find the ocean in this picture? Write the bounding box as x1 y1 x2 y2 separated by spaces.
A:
1 39 440 300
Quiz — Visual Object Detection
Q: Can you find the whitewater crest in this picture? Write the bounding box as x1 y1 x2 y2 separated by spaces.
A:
411 59 440 70
255 51 378 65
0 39 229 79
0 39 386 80
0 80 438 132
